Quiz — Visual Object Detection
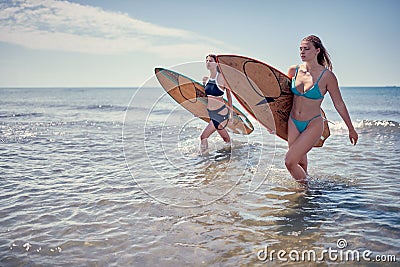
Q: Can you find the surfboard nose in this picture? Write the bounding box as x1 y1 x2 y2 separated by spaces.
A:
154 67 165 74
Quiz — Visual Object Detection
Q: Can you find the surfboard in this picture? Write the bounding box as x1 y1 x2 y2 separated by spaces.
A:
154 67 254 135
216 55 330 147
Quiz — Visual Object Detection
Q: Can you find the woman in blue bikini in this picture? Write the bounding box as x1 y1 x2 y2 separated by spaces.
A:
286 35 358 185
200 54 233 153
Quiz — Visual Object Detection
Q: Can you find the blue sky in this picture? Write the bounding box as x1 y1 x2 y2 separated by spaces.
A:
0 0 399 87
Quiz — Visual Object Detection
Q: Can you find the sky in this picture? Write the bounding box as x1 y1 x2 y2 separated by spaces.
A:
0 0 399 87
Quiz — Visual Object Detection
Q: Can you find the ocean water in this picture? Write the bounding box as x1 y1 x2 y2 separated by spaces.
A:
0 86 399 266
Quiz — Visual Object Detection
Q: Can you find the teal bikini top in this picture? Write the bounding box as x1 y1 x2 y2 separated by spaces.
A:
291 65 327 100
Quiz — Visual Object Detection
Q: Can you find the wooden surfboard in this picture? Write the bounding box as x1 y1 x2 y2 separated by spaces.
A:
154 67 254 135
216 55 330 147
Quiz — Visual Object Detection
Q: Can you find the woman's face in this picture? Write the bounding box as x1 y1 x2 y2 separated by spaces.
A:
299 41 320 62
206 56 217 70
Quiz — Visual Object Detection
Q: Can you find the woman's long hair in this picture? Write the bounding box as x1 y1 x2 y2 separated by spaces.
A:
303 35 332 71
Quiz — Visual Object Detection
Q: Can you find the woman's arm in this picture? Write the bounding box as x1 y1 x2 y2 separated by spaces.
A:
326 72 359 145
287 65 298 79
202 76 208 86
226 87 233 118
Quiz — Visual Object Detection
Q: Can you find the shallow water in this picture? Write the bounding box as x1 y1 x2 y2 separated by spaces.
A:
0 87 399 266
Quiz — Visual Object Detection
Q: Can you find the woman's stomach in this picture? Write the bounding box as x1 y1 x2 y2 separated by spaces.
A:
207 96 226 110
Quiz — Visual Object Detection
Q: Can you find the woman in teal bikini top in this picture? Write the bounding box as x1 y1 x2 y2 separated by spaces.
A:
291 65 326 100
285 35 358 186
290 65 327 133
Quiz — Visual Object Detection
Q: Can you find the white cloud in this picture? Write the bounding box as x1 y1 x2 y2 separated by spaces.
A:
0 0 228 57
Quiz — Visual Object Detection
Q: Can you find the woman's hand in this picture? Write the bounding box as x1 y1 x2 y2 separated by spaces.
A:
349 128 358 145
202 76 208 86
229 109 234 119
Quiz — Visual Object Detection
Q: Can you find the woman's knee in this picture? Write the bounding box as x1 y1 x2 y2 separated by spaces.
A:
200 128 210 140
285 153 297 170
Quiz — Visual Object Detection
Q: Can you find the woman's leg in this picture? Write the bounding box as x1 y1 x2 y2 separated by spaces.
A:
285 117 323 183
200 121 217 152
217 128 230 143
213 106 231 143
299 154 308 174
286 118 306 182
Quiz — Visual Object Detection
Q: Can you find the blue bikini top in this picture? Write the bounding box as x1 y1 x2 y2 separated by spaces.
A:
205 73 224 97
291 65 327 100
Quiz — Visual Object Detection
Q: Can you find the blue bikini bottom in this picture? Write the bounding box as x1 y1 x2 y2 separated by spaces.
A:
207 105 229 130
290 113 322 133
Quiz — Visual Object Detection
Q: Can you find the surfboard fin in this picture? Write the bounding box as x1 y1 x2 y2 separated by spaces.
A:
256 97 275 106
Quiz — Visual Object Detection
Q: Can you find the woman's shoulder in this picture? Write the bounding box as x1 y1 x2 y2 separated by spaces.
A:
287 64 298 78
322 69 339 91
323 68 337 81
